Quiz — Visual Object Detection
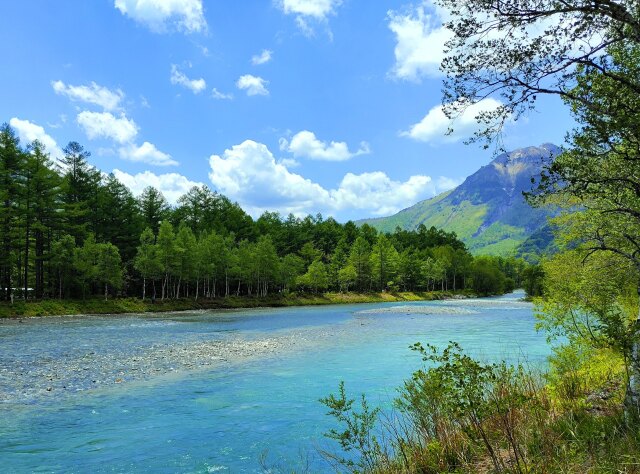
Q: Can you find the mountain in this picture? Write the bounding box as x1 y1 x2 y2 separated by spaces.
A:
359 144 560 255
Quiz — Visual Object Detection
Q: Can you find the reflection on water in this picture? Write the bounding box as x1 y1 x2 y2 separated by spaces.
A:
0 291 550 472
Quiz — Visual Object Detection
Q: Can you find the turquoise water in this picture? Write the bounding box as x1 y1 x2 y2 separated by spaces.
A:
0 291 550 472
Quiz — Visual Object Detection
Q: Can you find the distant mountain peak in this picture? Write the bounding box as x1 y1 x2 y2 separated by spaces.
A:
493 143 559 167
358 144 558 256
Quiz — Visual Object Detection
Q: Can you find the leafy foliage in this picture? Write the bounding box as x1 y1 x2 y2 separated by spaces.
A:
322 344 639 473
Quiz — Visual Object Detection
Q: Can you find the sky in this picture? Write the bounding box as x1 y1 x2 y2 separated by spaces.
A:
0 0 575 221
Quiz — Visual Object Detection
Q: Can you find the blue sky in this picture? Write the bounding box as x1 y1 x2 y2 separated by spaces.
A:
0 0 574 221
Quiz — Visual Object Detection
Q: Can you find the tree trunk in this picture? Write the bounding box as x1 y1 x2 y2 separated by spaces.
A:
24 218 30 301
142 277 146 301
625 286 640 419
35 230 43 299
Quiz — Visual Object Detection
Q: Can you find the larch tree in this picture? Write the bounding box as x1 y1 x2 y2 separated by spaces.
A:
0 124 24 301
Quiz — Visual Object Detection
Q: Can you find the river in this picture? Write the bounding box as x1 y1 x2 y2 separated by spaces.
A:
0 290 550 472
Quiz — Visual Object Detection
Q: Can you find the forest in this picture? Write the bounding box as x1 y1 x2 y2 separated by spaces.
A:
0 123 526 305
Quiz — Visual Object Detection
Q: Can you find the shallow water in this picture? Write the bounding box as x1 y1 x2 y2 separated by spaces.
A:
0 291 549 472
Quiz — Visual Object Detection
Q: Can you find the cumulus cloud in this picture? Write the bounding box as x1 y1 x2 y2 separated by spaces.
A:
211 88 233 100
170 64 207 94
332 172 432 217
9 118 64 161
387 2 451 81
282 130 370 161
118 142 178 166
251 49 273 65
277 0 342 35
208 140 452 218
77 111 139 143
278 0 341 18
435 176 463 191
114 0 206 33
52 80 124 111
279 157 300 168
73 111 173 166
402 98 505 143
236 74 269 96
53 80 173 167
113 169 202 203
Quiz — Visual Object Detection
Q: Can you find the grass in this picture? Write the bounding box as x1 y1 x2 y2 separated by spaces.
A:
0 290 473 318
320 343 640 473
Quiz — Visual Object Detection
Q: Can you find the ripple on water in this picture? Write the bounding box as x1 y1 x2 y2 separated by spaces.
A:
355 305 479 315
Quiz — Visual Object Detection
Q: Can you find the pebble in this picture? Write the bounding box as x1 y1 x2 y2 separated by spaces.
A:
0 332 311 404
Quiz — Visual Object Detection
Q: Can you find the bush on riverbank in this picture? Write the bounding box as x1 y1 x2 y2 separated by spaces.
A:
321 343 638 473
0 290 474 318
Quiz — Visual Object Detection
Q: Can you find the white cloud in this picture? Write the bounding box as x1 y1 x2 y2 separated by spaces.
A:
387 2 451 81
9 118 64 161
170 64 207 94
277 0 342 36
402 98 505 143
211 88 233 100
236 75 269 96
279 157 300 168
331 172 432 217
113 169 202 203
435 176 462 191
77 111 139 143
283 130 370 161
53 80 174 167
52 80 124 111
209 140 327 216
251 49 273 65
114 0 206 33
118 142 178 166
278 0 340 18
208 139 449 218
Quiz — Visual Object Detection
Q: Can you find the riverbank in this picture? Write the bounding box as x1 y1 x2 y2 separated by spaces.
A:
0 290 474 318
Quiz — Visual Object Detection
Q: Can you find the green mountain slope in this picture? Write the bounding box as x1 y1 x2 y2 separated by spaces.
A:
360 144 559 255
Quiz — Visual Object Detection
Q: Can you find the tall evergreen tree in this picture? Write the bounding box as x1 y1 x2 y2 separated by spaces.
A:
97 174 143 262
349 236 371 291
22 140 61 298
139 186 169 237
59 142 100 244
0 124 25 301
370 234 399 291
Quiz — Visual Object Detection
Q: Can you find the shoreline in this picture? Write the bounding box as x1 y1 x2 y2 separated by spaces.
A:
0 290 475 319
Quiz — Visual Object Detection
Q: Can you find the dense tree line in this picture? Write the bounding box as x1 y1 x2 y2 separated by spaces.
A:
0 122 523 302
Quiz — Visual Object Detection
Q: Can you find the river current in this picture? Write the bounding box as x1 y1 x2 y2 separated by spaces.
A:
0 291 550 472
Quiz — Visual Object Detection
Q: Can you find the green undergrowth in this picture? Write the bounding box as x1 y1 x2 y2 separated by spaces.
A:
320 343 639 474
0 290 473 318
